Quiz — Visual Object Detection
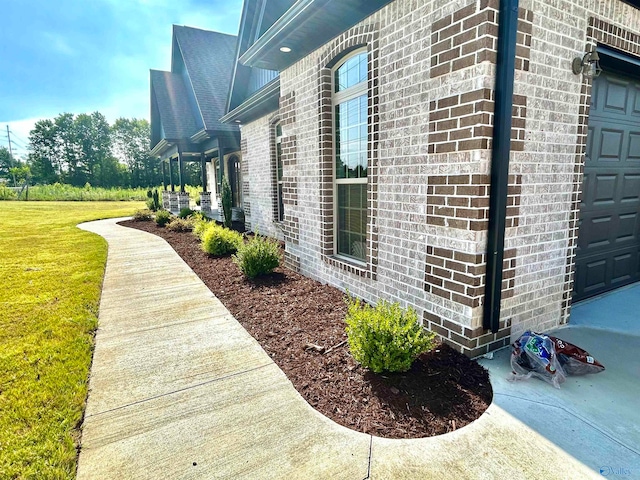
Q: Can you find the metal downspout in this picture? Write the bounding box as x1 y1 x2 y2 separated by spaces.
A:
483 0 520 333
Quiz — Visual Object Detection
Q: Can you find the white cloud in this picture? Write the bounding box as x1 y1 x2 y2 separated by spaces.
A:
41 32 76 57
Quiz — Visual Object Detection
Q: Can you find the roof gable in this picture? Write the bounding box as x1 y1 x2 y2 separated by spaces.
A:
150 70 200 146
226 1 295 116
172 26 238 132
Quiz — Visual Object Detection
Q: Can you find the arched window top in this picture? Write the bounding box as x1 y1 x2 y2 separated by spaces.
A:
334 50 368 93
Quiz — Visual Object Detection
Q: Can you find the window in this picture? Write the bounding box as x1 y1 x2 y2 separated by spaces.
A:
333 50 368 262
275 122 284 221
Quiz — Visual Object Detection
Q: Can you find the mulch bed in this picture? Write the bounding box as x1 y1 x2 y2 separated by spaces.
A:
119 219 492 439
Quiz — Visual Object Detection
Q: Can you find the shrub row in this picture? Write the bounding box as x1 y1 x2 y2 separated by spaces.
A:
133 208 433 374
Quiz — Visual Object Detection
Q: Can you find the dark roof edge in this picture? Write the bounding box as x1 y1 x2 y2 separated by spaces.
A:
226 2 253 113
239 0 321 66
151 139 174 157
173 33 207 128
220 77 280 124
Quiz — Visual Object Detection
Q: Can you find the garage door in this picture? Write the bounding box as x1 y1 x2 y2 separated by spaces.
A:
574 68 640 301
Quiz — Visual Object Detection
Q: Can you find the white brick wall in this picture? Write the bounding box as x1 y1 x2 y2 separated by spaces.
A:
239 0 640 355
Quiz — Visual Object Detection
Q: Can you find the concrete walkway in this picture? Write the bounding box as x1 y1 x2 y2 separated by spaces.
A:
76 219 635 479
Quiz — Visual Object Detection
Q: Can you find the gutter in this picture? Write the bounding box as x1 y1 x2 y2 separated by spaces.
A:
239 0 319 66
220 77 280 124
483 0 520 333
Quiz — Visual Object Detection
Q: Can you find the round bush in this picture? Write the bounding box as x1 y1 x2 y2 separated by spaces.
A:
166 217 195 232
345 295 436 373
133 209 153 221
233 234 281 278
155 209 171 227
178 207 194 219
200 224 243 256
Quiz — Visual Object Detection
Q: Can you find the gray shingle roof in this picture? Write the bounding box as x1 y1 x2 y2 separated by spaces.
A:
150 69 200 140
173 26 237 132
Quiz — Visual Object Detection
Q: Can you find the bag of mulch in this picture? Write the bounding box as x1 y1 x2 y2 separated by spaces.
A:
510 331 566 388
549 335 605 376
509 331 605 388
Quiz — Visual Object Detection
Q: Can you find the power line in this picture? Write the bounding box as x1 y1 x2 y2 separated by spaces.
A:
9 131 28 145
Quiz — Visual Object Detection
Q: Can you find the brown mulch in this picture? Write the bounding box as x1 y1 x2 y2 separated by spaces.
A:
119 219 492 439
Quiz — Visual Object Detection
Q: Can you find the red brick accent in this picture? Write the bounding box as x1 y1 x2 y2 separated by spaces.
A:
426 174 522 231
430 1 532 77
428 89 527 154
240 138 251 229
424 311 512 357
317 23 380 280
280 134 298 246
424 245 517 309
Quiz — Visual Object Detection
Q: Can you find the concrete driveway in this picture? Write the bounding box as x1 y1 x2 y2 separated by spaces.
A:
479 325 640 478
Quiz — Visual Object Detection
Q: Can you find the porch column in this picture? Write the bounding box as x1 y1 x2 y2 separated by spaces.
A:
218 136 226 181
178 147 185 193
169 158 175 192
200 153 207 192
161 160 167 191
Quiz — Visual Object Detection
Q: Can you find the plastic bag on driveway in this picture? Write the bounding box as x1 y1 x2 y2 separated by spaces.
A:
509 331 605 389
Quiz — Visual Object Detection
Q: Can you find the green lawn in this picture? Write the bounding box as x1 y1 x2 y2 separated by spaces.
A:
0 202 144 479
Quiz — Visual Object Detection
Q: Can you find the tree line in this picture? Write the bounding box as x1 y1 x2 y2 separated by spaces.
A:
0 113 203 189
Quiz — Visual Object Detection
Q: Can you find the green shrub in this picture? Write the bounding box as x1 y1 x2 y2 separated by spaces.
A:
345 295 436 373
221 177 232 228
145 198 157 211
166 217 195 232
233 233 281 278
201 224 243 256
133 208 153 221
192 217 210 239
155 209 171 227
178 207 194 218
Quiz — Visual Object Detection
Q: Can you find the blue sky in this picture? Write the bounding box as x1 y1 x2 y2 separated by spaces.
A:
0 0 242 158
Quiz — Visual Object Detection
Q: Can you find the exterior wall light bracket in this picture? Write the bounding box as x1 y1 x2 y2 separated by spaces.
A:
572 45 602 78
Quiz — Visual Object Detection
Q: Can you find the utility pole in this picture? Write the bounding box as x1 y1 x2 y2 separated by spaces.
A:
6 126 14 164
6 125 16 186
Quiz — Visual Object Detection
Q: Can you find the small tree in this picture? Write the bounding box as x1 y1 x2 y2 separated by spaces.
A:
221 176 233 228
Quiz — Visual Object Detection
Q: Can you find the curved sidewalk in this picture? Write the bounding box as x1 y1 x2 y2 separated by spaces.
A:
76 219 601 479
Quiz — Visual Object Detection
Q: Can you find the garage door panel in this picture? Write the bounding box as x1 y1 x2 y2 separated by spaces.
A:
612 251 636 285
617 213 638 243
593 174 617 204
627 133 640 161
622 174 640 201
603 77 630 114
575 68 640 301
599 129 625 161
575 247 640 299
578 213 614 251
579 209 639 251
633 86 640 116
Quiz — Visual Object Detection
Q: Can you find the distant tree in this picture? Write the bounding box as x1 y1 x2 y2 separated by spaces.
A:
9 165 30 186
74 112 112 187
0 146 13 181
28 120 60 184
54 113 83 184
112 118 161 188
27 112 166 189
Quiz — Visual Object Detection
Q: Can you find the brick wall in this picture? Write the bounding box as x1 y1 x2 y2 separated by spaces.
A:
240 115 284 241
239 0 640 356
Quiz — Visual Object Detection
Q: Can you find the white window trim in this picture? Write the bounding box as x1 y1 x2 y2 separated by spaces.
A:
331 48 369 264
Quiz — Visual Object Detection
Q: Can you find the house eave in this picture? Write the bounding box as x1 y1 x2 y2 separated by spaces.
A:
220 77 280 124
238 0 393 71
190 129 211 143
150 139 174 157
